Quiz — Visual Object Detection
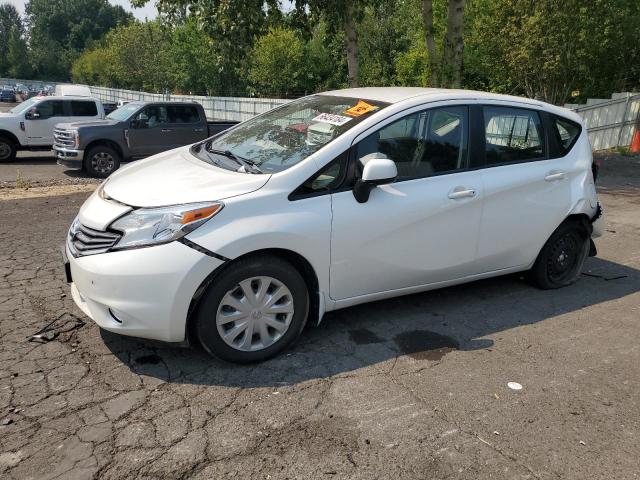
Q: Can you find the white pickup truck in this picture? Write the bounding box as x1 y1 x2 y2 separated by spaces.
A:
0 95 104 162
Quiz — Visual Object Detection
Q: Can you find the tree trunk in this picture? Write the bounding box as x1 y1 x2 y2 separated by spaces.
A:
444 0 465 88
344 4 359 87
422 0 438 87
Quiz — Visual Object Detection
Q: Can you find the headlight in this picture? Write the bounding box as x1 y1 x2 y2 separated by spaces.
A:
110 202 223 250
71 130 79 149
97 178 110 199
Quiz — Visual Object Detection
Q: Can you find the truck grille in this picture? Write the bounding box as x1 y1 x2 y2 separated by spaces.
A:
68 220 121 256
54 128 75 148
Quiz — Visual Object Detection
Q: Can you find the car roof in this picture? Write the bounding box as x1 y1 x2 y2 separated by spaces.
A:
30 95 99 101
128 101 201 106
321 87 549 106
320 87 581 123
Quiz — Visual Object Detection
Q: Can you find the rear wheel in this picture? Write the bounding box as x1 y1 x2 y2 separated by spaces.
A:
84 145 121 178
0 136 16 163
195 256 309 363
529 221 590 289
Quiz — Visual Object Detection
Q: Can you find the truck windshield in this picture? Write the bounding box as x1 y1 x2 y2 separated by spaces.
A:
9 98 39 114
107 104 140 121
192 95 389 173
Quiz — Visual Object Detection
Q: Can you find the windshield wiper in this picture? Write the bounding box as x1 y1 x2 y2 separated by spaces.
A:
207 148 263 174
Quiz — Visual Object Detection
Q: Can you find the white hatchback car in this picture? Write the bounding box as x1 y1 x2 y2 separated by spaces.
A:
64 88 604 363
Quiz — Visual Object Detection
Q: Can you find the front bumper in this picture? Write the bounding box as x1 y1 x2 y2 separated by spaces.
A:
67 240 224 342
54 145 84 169
591 202 605 238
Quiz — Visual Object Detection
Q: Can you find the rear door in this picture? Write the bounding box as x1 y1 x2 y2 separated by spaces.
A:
69 100 99 120
475 104 573 272
165 105 206 147
330 103 484 301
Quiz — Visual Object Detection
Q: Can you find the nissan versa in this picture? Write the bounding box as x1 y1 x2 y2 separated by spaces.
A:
64 88 604 363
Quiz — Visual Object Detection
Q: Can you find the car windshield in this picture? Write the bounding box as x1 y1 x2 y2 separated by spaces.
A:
9 97 39 114
192 95 389 173
107 103 141 121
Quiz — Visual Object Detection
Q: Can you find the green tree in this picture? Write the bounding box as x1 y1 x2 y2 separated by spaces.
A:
248 27 308 96
168 18 223 95
26 0 132 80
0 3 26 77
7 31 32 79
134 0 282 94
295 0 371 87
465 0 640 103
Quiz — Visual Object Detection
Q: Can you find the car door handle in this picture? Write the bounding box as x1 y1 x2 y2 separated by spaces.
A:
448 187 476 199
545 171 566 182
193 128 204 132
161 128 172 133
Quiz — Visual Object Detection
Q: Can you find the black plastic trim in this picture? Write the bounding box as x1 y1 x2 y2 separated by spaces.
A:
178 238 231 262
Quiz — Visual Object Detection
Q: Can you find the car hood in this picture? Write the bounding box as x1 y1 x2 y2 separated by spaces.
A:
56 119 118 129
103 146 271 207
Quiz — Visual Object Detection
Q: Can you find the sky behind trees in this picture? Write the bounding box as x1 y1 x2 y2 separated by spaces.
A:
6 0 158 20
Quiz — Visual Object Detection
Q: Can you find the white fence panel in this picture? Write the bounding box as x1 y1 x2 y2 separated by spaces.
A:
88 86 290 122
570 93 640 151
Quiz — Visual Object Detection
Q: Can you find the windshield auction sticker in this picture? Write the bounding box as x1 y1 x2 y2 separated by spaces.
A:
345 100 379 117
312 113 352 126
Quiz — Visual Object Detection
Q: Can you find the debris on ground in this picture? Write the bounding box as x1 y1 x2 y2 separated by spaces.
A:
27 313 85 343
507 382 523 391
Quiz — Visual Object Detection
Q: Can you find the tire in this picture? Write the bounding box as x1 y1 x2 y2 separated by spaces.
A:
195 255 309 363
84 145 121 178
0 136 16 163
528 221 590 289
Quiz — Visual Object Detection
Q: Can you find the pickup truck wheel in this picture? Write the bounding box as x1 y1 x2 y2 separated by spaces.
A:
0 137 16 163
84 145 121 178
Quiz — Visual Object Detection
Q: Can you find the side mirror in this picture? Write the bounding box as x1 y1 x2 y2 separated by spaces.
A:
353 157 398 203
25 109 40 120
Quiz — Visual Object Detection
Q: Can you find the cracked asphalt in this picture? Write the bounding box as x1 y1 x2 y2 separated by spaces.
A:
1 153 639 480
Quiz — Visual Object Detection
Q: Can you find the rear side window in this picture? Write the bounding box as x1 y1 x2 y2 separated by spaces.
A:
167 105 200 124
552 116 581 155
483 107 544 165
70 101 98 116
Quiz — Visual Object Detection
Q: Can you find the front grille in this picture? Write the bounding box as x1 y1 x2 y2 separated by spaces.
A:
68 221 121 256
54 129 75 148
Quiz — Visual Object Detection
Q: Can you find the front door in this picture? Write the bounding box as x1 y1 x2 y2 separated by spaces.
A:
330 105 484 301
127 105 171 157
25 99 69 146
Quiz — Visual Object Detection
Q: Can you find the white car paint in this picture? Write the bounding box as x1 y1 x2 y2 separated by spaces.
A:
66 87 602 344
55 84 93 97
0 95 103 147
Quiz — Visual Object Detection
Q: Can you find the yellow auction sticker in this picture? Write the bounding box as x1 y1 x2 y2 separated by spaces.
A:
345 100 378 117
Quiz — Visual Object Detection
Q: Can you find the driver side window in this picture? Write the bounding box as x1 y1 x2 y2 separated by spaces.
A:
135 106 168 129
354 106 469 180
34 100 64 119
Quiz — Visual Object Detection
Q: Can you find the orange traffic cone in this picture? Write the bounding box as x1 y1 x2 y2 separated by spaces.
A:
631 127 640 153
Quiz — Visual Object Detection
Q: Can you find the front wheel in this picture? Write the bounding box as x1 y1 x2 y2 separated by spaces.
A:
194 256 309 363
0 136 16 163
528 221 590 289
84 145 121 178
